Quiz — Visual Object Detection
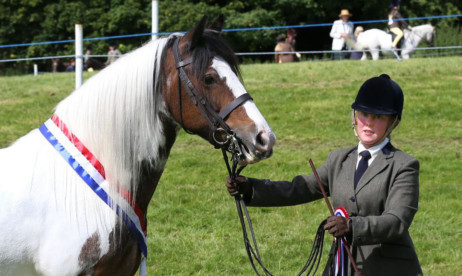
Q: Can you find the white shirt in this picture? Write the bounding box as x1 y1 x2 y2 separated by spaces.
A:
356 137 390 169
330 19 354 50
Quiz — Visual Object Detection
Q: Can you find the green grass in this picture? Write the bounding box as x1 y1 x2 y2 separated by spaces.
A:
1 57 461 275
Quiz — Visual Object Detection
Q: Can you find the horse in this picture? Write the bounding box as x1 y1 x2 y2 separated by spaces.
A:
0 15 276 275
353 24 435 60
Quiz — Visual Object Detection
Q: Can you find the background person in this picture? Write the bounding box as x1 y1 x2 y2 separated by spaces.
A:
84 45 105 71
105 42 122 66
330 9 354 60
65 59 75 72
226 74 423 275
388 0 410 49
274 34 298 63
286 28 297 48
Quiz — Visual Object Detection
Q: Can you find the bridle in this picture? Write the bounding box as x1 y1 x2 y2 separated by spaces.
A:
174 36 326 276
172 37 252 152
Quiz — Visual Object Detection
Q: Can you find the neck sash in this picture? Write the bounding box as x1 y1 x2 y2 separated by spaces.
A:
39 115 147 274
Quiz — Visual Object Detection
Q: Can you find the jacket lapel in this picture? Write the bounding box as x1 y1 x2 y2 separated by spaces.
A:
345 150 357 194
338 148 357 203
355 143 395 194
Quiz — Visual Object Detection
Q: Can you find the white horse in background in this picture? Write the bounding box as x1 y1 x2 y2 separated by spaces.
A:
353 24 435 60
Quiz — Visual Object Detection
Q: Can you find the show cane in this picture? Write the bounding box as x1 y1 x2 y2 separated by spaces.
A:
308 158 361 276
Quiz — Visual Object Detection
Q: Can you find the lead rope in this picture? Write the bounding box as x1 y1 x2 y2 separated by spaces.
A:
222 144 327 276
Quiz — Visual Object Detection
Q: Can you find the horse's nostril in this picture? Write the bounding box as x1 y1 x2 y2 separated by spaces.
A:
256 131 267 148
256 131 269 148
253 130 276 158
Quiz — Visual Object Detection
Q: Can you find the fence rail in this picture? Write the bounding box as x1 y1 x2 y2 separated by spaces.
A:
2 45 462 64
0 14 460 50
0 13 460 72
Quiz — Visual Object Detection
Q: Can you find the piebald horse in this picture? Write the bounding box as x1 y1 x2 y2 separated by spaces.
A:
354 24 435 60
0 15 275 275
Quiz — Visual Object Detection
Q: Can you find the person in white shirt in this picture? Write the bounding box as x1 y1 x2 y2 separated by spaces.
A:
330 9 354 60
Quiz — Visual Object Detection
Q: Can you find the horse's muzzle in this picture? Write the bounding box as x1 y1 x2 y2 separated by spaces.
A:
236 128 276 165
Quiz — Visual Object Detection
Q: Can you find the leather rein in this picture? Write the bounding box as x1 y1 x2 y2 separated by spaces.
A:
173 36 326 276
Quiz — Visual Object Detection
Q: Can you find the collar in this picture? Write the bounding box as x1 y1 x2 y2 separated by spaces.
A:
357 137 390 165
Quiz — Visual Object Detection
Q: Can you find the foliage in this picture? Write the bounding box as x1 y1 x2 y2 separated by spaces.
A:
0 57 461 274
0 0 461 73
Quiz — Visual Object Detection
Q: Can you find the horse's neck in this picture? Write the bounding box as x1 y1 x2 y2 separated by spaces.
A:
407 26 427 47
135 113 179 212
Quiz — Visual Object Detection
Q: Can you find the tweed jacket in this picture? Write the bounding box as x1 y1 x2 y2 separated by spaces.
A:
247 143 422 276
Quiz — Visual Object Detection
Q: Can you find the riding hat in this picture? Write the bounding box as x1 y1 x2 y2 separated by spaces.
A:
351 74 404 119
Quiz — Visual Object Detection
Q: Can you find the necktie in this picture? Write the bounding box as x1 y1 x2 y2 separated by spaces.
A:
354 150 371 189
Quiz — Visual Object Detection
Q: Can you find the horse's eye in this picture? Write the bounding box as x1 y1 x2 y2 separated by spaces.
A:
204 75 216 86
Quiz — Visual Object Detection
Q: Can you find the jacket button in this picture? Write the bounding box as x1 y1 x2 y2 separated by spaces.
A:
350 196 356 202
351 212 357 216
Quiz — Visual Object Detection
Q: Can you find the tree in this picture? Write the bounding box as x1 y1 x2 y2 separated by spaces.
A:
0 0 460 73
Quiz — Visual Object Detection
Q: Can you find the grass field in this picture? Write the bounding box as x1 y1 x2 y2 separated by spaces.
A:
1 57 461 275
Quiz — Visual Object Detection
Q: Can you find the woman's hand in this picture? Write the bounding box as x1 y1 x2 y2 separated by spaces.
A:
225 175 252 197
324 216 352 238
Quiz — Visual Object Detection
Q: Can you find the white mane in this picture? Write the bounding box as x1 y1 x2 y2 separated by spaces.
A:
410 24 434 34
54 36 174 208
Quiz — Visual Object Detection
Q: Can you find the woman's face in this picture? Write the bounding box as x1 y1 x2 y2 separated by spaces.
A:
356 111 394 148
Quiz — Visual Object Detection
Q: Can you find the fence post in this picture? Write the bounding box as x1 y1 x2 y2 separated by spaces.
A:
152 0 158 40
33 64 38 76
75 24 83 89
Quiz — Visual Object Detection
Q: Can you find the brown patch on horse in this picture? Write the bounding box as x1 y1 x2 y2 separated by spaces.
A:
78 232 101 275
91 225 141 276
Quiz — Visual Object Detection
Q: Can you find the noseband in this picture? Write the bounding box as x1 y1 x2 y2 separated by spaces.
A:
172 37 252 152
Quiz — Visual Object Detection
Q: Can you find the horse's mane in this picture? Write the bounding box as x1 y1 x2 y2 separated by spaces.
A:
52 30 241 215
411 24 434 33
54 36 170 211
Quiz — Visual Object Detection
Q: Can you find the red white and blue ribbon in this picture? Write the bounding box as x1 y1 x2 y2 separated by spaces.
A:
39 115 147 275
334 207 349 276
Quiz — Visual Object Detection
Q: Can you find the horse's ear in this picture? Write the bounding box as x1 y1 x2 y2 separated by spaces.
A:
208 14 224 34
182 15 208 50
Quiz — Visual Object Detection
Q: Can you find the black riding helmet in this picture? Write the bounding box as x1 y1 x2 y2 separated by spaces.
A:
351 74 404 120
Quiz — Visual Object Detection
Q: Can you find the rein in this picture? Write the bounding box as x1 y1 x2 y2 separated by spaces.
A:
173 35 327 275
222 145 327 276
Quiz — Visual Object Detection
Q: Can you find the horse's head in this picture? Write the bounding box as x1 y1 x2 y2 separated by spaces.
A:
409 24 436 47
162 15 276 165
425 25 436 47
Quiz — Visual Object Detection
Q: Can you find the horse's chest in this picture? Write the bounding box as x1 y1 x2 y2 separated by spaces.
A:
0 130 124 274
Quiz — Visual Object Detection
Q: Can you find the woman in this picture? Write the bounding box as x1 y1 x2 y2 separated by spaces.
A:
274 35 297 63
388 1 409 49
330 9 354 60
226 74 422 275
